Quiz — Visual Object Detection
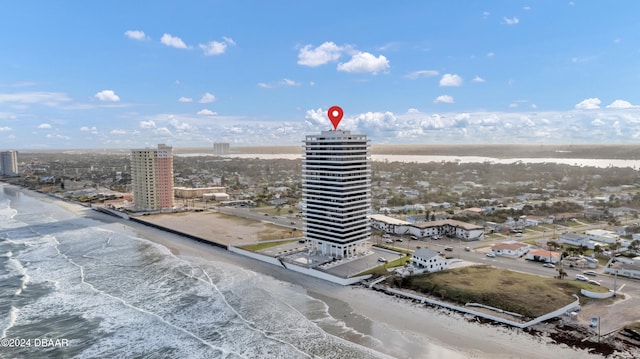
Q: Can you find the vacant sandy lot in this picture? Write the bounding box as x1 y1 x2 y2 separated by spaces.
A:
134 211 293 246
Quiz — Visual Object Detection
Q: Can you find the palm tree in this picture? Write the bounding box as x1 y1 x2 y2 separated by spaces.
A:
547 240 560 252
594 244 603 256
557 268 567 280
629 239 640 254
577 245 587 255
609 241 621 254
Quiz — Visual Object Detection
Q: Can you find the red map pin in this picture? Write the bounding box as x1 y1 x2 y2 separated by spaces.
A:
327 106 344 130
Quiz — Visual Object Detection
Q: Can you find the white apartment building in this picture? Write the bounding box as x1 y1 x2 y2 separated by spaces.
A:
302 130 371 259
0 150 18 176
213 142 230 155
131 144 174 211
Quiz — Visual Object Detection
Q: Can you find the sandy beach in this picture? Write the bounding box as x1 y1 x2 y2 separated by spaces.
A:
35 194 626 358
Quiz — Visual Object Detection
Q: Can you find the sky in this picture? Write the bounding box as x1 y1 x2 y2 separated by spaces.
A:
2 1 640 149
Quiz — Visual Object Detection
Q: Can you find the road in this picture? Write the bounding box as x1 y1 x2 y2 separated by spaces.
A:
217 206 640 333
376 230 640 334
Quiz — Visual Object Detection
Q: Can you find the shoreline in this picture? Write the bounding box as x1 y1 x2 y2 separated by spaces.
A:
15 186 631 358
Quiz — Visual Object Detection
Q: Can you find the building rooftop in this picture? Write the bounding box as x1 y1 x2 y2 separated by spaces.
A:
412 248 441 260
493 242 529 251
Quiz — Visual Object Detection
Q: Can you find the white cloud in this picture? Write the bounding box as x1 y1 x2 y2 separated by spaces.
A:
45 133 70 140
0 92 70 106
169 118 193 131
509 103 518 108
405 70 439 79
575 98 601 109
337 52 390 74
222 36 236 46
153 127 172 136
591 119 605 126
297 42 345 67
139 120 156 129
94 90 120 102
80 126 98 134
124 30 148 41
523 6 531 10
0 126 12 131
439 74 463 87
258 79 301 88
472 76 485 83
161 33 188 49
407 108 420 114
197 109 217 116
281 78 300 86
199 92 216 103
178 97 193 103
199 41 227 56
434 95 454 104
110 129 127 135
606 99 637 109
37 123 52 129
503 17 520 25
487 52 495 57
482 11 490 18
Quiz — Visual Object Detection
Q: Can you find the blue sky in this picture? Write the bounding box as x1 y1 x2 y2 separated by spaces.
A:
2 1 640 149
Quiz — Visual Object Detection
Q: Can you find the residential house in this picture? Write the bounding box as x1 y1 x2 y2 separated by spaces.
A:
585 229 620 244
526 249 561 264
558 233 593 249
564 255 598 269
604 257 640 279
491 241 530 257
411 248 448 272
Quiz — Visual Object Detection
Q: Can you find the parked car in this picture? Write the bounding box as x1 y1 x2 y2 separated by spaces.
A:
587 280 601 286
575 274 588 282
543 263 555 268
385 239 394 244
444 247 453 251
395 239 403 242
514 233 523 237
583 271 597 277
382 234 391 238
290 221 296 225
378 257 388 263
464 247 471 252
432 235 440 240
486 252 496 258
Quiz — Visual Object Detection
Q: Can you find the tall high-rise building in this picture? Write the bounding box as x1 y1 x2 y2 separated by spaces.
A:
213 142 230 155
0 150 18 176
130 144 174 211
302 130 371 259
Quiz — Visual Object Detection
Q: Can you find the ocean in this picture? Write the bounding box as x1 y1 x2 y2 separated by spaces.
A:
0 185 394 359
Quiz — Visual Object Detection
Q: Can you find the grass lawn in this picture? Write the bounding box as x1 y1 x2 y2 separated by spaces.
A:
373 244 413 255
388 265 607 319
